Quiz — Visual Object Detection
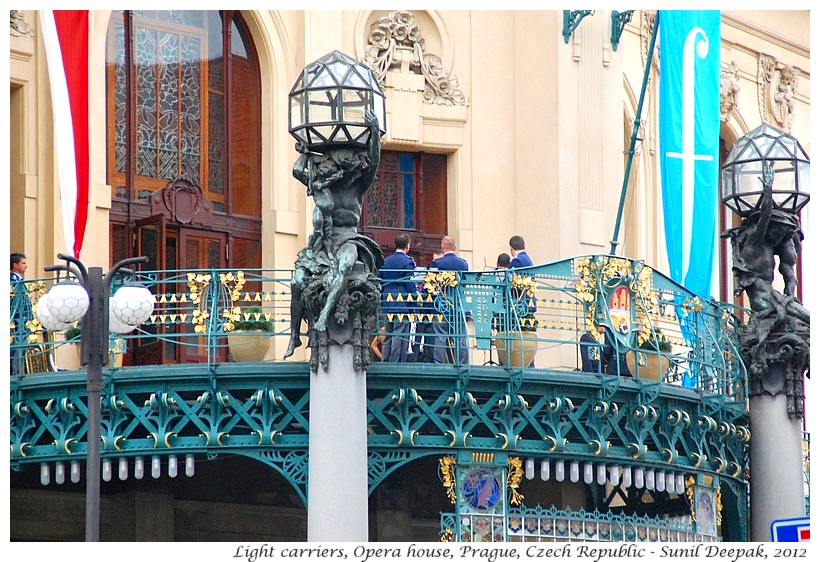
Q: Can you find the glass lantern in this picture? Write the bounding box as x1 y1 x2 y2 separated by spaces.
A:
289 50 386 151
721 123 810 217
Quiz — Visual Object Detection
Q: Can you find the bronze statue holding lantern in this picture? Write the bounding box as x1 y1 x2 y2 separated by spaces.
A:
283 51 387 372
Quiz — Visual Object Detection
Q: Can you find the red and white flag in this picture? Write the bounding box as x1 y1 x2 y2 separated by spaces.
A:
40 10 89 258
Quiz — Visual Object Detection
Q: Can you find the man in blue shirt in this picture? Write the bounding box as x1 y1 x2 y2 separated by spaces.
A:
379 234 418 362
429 236 469 364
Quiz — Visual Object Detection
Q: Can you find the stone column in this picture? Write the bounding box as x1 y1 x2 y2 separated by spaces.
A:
748 356 807 541
307 344 369 541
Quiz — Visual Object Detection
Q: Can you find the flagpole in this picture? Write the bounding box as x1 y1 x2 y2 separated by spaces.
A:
609 12 660 255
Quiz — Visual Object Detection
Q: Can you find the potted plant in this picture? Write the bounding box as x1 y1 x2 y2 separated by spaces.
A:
629 328 672 381
226 306 275 362
492 274 539 368
56 323 125 369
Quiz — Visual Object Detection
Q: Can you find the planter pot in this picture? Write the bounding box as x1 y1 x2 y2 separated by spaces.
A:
53 341 124 370
628 352 669 381
492 331 538 368
54 342 82 371
228 331 272 362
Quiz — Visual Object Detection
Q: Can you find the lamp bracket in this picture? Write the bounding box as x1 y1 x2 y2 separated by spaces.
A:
610 10 635 52
563 10 595 44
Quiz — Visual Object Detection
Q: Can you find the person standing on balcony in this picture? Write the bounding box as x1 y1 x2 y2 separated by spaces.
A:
429 236 469 364
10 252 32 376
379 233 418 362
508 235 533 269
508 235 537 366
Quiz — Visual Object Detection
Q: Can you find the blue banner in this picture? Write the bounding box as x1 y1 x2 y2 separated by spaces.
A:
658 11 721 298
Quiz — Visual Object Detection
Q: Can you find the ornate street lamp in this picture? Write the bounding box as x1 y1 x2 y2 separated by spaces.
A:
288 50 386 151
721 122 810 217
720 123 810 541
285 50 386 542
38 254 154 542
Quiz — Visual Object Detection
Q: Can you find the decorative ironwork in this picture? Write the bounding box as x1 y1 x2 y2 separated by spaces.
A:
187 272 212 334
574 255 656 346
12 258 749 494
219 271 246 331
507 456 524 506
563 10 595 44
610 10 634 51
439 456 457 505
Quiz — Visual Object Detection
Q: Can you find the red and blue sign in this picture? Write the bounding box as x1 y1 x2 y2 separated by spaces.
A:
771 517 810 542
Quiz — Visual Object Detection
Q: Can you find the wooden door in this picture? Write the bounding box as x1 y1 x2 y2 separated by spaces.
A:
131 215 167 366
180 229 228 363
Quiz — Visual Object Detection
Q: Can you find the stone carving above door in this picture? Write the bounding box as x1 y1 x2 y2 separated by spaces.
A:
363 10 468 107
150 177 214 226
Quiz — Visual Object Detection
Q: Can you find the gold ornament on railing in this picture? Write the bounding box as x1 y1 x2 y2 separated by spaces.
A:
187 273 212 333
507 456 525 506
510 274 538 297
424 271 458 295
438 456 457 505
219 271 247 332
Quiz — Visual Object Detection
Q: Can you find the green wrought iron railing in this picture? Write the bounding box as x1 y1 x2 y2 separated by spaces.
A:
10 255 748 404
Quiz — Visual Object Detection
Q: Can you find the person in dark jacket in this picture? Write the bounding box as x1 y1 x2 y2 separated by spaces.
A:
600 324 632 377
10 252 32 376
429 236 469 364
379 233 418 362
508 235 534 268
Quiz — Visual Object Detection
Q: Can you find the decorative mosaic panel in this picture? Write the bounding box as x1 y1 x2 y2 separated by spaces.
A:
457 465 507 542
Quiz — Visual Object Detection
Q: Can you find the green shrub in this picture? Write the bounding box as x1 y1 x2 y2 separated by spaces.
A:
64 323 81 341
231 306 274 332
639 328 672 352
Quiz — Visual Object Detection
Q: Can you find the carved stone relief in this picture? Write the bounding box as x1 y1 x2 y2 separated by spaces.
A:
10 10 34 38
363 11 468 107
150 177 214 226
758 54 799 132
640 11 659 73
719 61 741 123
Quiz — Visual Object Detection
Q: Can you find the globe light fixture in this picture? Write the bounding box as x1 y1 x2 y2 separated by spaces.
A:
43 282 89 325
36 293 72 332
111 284 155 327
108 298 139 335
288 50 386 151
721 123 810 217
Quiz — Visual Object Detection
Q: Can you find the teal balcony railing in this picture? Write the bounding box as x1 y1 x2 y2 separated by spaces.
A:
10 255 754 541
10 255 747 401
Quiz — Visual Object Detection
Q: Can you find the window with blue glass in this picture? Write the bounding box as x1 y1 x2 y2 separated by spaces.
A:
363 151 447 263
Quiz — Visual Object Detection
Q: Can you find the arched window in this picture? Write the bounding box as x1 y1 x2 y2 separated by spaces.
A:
106 10 262 270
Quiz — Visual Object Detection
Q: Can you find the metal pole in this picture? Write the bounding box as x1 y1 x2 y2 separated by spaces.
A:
83 267 107 541
610 11 659 255
48 253 148 542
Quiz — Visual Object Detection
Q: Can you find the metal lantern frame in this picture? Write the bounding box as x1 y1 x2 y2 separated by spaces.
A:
288 50 386 151
720 123 810 217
